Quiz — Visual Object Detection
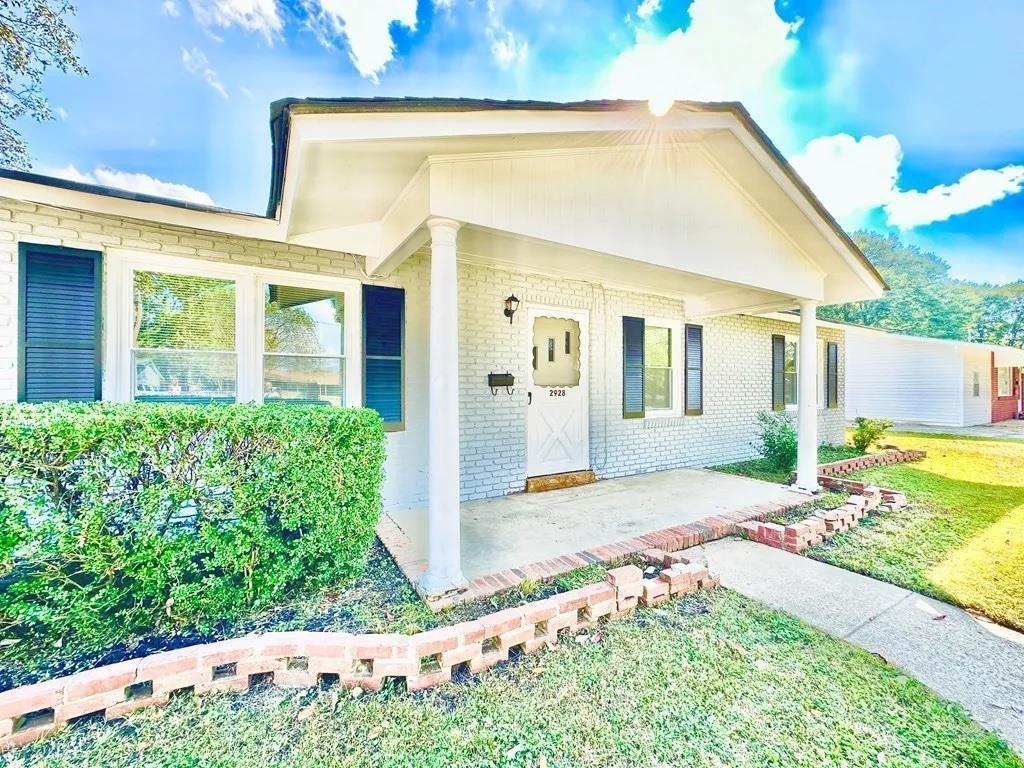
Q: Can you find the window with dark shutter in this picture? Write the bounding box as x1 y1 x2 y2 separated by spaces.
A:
771 334 785 411
684 324 703 415
19 244 102 402
363 284 404 428
622 316 645 418
826 341 839 408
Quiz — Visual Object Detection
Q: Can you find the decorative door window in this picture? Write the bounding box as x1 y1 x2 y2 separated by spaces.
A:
532 316 581 387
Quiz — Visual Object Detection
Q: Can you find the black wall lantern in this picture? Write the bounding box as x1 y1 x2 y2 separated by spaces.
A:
503 293 520 324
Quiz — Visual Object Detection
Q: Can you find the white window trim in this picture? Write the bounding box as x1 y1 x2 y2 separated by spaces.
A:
997 367 1013 398
642 315 683 418
783 335 826 412
103 250 363 406
972 370 981 398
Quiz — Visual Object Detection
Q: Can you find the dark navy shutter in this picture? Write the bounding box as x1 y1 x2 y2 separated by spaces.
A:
684 324 703 416
826 341 839 409
362 285 404 426
622 316 645 418
18 244 102 402
771 334 785 411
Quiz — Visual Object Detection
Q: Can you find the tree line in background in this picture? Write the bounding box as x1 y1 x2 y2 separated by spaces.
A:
820 231 1024 349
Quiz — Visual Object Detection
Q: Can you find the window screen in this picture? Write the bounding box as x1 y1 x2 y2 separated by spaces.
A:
132 270 237 403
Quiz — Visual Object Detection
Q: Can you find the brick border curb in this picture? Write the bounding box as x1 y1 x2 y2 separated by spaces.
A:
0 563 719 752
738 479 908 554
814 448 926 478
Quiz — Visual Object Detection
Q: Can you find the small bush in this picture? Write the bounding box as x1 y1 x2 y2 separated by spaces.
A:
754 410 798 472
850 417 893 453
0 402 385 662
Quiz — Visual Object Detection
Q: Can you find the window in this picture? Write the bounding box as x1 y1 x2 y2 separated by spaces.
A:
623 316 697 418
972 370 981 397
111 253 362 408
263 285 345 406
133 271 237 403
997 367 1013 397
783 338 798 407
644 325 672 410
772 334 828 409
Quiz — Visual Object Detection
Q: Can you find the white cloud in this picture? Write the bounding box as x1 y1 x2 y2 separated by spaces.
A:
54 106 68 120
791 133 1024 229
485 0 528 69
790 134 901 224
302 0 417 82
490 29 527 68
181 47 229 99
162 0 181 17
635 0 660 20
886 166 1024 229
45 165 216 206
605 0 799 138
187 0 282 41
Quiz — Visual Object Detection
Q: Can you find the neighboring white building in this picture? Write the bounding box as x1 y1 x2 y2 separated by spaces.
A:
0 98 886 594
845 325 1024 427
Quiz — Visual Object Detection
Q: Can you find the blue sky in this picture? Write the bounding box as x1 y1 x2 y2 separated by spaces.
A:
18 0 1024 283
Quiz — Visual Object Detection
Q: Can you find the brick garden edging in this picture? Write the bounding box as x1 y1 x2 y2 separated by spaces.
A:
814 448 926 478
0 562 719 752
738 479 909 554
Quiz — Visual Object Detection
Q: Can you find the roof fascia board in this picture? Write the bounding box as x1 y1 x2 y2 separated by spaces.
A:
289 107 734 144
723 117 886 297
0 175 284 242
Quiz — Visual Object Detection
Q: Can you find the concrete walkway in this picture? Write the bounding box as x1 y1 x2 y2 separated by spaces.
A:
890 421 1024 440
699 538 1024 753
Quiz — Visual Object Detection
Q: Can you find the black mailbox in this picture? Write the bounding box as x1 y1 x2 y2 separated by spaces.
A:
488 372 515 394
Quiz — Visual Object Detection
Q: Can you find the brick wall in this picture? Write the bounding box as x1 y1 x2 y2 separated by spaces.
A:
0 197 846 507
991 353 1021 423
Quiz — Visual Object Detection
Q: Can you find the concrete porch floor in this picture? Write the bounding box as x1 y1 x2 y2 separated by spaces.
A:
379 468 806 594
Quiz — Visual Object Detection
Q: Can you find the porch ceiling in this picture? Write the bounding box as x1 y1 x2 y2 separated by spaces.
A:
449 225 795 317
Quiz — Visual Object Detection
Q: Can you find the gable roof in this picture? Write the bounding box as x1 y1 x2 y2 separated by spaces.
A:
267 97 886 291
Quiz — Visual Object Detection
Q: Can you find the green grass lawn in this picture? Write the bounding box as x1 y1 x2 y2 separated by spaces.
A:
809 432 1024 632
715 444 863 485
9 589 1019 768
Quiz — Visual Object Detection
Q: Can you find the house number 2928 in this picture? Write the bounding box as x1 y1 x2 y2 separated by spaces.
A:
549 389 567 397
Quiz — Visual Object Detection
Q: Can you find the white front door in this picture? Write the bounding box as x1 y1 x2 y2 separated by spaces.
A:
527 306 589 477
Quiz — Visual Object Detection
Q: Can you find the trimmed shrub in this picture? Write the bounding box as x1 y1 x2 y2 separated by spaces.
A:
0 402 385 661
754 410 798 472
851 416 893 453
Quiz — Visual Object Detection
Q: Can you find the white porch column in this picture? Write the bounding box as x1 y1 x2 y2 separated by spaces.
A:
419 218 467 596
795 299 820 492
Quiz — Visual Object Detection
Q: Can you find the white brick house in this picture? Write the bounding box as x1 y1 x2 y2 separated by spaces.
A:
0 98 885 595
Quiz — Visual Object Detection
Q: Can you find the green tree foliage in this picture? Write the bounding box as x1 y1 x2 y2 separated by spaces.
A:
0 0 86 168
970 287 1024 348
820 231 980 340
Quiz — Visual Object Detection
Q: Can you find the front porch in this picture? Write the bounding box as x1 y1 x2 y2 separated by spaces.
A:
379 467 806 604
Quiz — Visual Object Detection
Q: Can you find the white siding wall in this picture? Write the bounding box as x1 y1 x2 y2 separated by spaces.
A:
845 330 965 426
962 346 992 426
0 197 845 510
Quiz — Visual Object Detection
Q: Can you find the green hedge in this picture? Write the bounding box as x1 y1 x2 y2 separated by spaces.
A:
0 402 385 661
